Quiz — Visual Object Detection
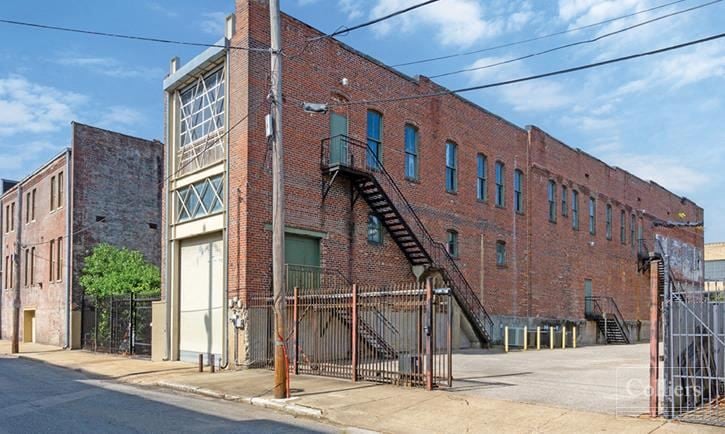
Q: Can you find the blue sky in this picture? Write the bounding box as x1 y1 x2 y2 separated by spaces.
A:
0 0 723 240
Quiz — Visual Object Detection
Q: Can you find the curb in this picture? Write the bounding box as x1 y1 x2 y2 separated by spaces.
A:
156 381 323 419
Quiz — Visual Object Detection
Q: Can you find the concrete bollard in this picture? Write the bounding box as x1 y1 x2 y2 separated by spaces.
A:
523 326 528 351
504 326 509 353
536 326 541 350
562 326 567 349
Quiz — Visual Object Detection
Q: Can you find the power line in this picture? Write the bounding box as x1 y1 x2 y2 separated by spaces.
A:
430 0 722 79
0 18 269 52
333 32 725 106
392 0 691 68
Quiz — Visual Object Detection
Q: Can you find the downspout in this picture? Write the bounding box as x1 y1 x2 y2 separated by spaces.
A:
164 60 176 361
64 146 72 349
221 28 232 370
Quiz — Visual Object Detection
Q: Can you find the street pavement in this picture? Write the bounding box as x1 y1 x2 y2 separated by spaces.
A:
0 356 337 434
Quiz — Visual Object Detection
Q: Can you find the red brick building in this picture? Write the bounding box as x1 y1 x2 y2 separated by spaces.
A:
0 123 163 347
159 1 703 364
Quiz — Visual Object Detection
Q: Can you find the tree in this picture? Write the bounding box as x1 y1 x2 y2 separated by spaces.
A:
80 243 160 298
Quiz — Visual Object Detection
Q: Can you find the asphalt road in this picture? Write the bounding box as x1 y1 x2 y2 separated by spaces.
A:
0 356 338 434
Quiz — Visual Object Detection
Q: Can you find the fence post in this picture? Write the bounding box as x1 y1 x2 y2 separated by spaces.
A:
130 292 135 355
293 287 299 375
425 278 433 391
94 297 98 352
109 294 114 353
447 293 453 388
351 283 358 382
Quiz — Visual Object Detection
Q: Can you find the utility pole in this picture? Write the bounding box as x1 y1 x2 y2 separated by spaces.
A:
11 185 22 354
269 0 288 399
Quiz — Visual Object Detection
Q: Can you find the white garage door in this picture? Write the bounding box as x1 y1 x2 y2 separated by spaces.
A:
179 234 223 363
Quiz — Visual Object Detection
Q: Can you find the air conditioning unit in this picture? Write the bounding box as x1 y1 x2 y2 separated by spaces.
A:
509 327 525 347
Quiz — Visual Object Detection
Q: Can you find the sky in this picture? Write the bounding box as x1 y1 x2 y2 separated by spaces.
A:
0 0 723 240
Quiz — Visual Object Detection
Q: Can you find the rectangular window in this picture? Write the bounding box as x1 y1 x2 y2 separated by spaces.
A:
366 111 382 170
572 190 579 230
495 161 505 207
446 230 459 258
589 197 596 235
496 241 506 266
4 256 8 288
56 237 63 281
404 124 418 180
547 180 557 222
57 172 64 209
179 67 225 147
30 247 35 285
620 210 626 243
10 202 14 232
561 186 568 217
630 213 636 248
50 175 56 211
514 169 523 213
24 249 29 287
367 214 382 244
4 204 8 232
25 191 31 223
49 239 55 281
476 154 487 201
606 204 612 240
445 142 457 193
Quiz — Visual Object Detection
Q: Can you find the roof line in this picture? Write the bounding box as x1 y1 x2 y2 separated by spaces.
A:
1 148 70 200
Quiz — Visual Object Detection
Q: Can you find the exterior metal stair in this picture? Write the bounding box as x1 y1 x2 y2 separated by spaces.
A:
335 309 397 359
585 296 631 344
321 135 494 345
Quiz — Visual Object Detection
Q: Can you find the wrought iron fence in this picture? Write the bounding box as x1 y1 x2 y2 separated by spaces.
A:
81 294 158 357
249 279 453 390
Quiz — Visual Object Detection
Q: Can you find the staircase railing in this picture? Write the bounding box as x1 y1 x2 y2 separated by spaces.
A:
321 135 494 343
584 295 630 343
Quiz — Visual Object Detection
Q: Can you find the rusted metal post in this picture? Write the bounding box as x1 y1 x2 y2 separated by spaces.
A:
198 354 204 372
425 278 433 391
351 283 358 382
210 353 215 373
293 287 299 375
649 259 660 418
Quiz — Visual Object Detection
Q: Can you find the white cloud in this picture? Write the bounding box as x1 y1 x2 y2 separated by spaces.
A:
605 152 711 195
0 75 85 136
55 55 164 79
0 140 59 172
368 0 509 46
146 2 178 18
200 12 227 36
97 106 145 130
339 0 364 20
558 0 646 27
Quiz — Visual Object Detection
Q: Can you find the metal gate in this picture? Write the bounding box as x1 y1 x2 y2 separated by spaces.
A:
81 294 158 357
661 240 725 426
249 278 453 390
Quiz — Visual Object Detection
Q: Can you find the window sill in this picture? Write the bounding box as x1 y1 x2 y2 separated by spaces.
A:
476 199 488 204
496 264 508 269
367 240 383 247
515 211 525 216
405 177 420 184
445 190 458 196
495 205 506 209
549 219 557 224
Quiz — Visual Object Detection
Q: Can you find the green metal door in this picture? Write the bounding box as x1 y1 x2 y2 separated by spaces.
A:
584 279 593 316
329 113 348 166
285 234 321 290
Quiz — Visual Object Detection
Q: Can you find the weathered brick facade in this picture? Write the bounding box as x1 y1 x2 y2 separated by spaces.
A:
0 123 163 346
227 0 702 324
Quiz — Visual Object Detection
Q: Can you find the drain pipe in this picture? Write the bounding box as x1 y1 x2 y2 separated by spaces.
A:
64 146 72 349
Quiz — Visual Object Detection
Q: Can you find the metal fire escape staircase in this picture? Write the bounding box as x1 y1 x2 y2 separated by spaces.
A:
585 296 631 344
321 135 494 345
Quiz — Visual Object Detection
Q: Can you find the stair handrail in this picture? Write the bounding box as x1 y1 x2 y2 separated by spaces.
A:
321 135 494 340
585 295 630 343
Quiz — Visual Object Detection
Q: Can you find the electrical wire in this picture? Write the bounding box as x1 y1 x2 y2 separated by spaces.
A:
0 18 269 52
429 0 722 79
392 0 691 68
332 31 725 106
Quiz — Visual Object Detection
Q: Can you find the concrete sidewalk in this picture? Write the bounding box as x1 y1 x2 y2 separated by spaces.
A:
0 341 717 433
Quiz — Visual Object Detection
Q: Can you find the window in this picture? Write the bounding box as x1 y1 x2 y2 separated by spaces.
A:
605 204 612 240
25 191 31 223
31 189 35 221
496 240 506 266
50 175 56 211
561 186 568 217
589 197 596 235
24 249 29 287
175 175 224 223
547 180 557 222
366 110 382 170
620 210 626 244
4 256 8 288
630 213 636 248
10 202 14 232
30 247 35 285
404 124 418 180
476 154 487 201
179 67 225 147
514 169 523 213
445 142 457 193
495 161 505 207
4 204 8 233
572 190 579 230
57 172 64 209
367 214 382 244
49 239 55 281
56 237 63 281
446 230 459 257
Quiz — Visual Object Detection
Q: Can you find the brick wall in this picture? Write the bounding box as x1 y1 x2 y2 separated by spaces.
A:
228 0 703 324
71 123 163 308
